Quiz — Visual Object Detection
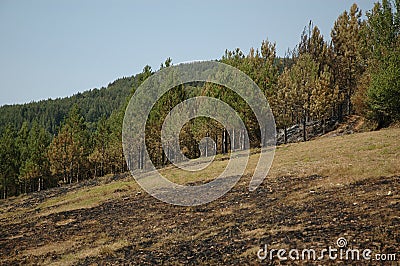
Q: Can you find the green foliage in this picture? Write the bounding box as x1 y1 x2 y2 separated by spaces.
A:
361 0 400 126
0 75 138 135
19 121 51 192
48 105 91 184
0 125 20 198
367 49 400 125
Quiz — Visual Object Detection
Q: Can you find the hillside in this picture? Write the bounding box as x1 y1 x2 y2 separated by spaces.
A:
0 128 399 265
0 75 136 134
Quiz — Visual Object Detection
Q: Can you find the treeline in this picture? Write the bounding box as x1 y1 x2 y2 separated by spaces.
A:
1 1 399 198
0 75 137 135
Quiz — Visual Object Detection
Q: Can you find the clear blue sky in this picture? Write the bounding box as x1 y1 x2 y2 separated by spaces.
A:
0 0 375 106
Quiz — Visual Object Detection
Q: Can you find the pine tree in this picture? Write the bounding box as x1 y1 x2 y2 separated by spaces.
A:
331 3 364 118
89 116 111 177
310 66 339 132
272 64 292 142
16 122 29 192
48 105 90 184
48 123 74 183
360 0 400 126
367 48 400 126
20 121 51 192
0 125 20 198
106 108 126 173
287 53 320 141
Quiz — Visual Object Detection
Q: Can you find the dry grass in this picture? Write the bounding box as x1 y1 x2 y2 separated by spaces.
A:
18 128 399 216
1 128 399 265
35 180 138 217
2 128 398 221
48 239 130 266
268 128 400 186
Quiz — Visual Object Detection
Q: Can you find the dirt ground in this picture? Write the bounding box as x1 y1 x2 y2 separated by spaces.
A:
0 173 399 265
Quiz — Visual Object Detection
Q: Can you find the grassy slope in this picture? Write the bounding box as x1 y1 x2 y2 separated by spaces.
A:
0 128 399 265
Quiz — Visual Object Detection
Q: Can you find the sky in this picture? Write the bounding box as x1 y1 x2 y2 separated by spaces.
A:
0 0 375 106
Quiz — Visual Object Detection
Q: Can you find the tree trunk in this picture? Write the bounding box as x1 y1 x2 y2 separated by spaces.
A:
303 118 307 142
222 130 225 154
214 134 218 154
138 145 142 169
3 177 6 199
121 151 125 173
232 129 235 151
284 126 288 144
63 166 67 183
347 93 352 116
205 135 208 157
225 129 229 153
76 165 79 183
241 129 245 150
338 103 343 122
162 147 165 167
140 145 144 169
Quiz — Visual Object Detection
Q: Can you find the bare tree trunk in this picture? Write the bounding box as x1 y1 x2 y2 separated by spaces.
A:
161 147 165 167
140 145 144 169
262 125 267 147
303 118 307 142
3 177 6 199
205 135 208 157
241 130 243 150
347 93 352 116
239 130 242 150
69 162 73 184
224 129 229 153
221 130 225 154
284 126 288 144
63 166 67 183
122 151 126 172
138 145 142 169
214 134 218 154
77 165 79 183
338 103 343 122
232 129 235 152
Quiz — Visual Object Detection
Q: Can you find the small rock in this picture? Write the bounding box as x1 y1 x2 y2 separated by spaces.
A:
387 191 392 196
